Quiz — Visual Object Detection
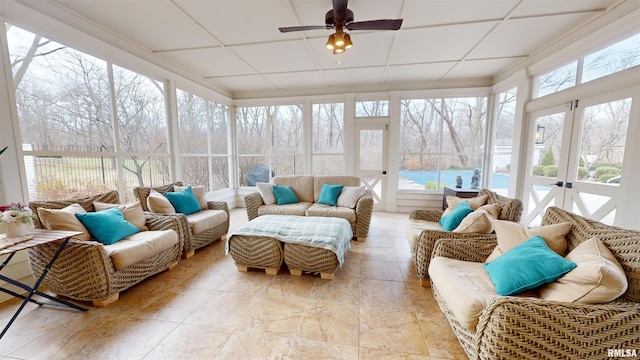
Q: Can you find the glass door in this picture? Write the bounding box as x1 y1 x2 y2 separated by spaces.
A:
523 88 634 226
355 124 388 211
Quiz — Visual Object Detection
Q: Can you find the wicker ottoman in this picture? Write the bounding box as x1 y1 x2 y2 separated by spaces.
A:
227 234 284 275
284 242 340 279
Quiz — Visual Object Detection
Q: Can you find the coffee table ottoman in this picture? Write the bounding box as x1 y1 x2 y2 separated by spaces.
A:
226 215 352 279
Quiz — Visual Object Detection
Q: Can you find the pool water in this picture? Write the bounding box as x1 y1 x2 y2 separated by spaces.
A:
400 170 510 189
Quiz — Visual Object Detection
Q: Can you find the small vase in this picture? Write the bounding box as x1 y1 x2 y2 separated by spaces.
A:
5 221 28 238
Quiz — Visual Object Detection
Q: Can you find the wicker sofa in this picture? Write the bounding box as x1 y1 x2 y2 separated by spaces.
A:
407 189 523 286
133 182 230 258
428 206 640 360
243 175 374 241
28 191 184 307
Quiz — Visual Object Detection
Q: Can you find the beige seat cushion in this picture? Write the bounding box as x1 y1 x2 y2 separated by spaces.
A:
93 201 148 231
540 237 628 303
305 203 356 224
105 230 178 270
452 209 492 233
486 220 572 262
174 185 208 210
429 256 538 331
258 202 312 217
185 209 229 235
37 203 91 241
429 257 498 331
404 219 444 259
147 190 176 214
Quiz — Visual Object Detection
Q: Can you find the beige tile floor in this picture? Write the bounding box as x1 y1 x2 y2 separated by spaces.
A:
0 209 467 360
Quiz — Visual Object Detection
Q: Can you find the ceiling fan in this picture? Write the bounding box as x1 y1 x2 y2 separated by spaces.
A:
279 0 403 54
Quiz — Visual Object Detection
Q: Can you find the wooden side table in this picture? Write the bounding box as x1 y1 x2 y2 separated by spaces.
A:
443 187 480 210
0 229 88 339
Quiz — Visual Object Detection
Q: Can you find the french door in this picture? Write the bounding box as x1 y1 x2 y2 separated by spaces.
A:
355 123 388 211
522 87 635 226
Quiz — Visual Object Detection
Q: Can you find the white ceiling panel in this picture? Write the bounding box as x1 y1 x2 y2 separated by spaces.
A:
443 58 525 79
468 13 595 59
51 0 219 50
231 40 317 73
390 22 497 64
158 47 255 77
19 0 627 97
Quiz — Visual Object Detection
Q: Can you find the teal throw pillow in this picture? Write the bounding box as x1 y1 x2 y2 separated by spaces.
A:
165 186 201 215
438 200 474 231
75 207 140 245
272 185 299 205
484 235 577 296
318 183 343 206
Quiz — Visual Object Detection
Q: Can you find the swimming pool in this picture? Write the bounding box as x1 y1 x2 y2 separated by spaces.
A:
399 170 510 189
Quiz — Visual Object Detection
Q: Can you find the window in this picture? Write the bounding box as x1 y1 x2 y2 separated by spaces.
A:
355 100 388 117
312 103 344 175
535 61 578 98
399 97 487 190
491 87 518 193
177 89 230 191
7 24 169 201
236 105 303 186
583 33 640 83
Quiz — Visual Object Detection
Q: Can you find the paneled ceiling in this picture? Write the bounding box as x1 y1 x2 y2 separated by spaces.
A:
18 0 624 98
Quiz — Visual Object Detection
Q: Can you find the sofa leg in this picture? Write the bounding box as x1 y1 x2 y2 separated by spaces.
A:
265 268 279 275
167 261 179 270
356 236 367 242
420 278 431 287
236 265 248 272
182 250 196 259
93 293 119 307
320 272 334 280
289 269 302 276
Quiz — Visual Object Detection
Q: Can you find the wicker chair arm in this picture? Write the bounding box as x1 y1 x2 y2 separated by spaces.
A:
244 191 264 221
143 212 190 254
476 296 640 359
207 201 230 215
409 210 444 222
27 239 113 299
354 190 374 238
415 235 496 280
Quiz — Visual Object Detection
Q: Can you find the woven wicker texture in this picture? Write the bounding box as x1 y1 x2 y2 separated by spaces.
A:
227 234 283 269
283 243 339 274
243 177 374 239
27 191 182 303
133 183 229 254
430 206 640 360
411 189 522 282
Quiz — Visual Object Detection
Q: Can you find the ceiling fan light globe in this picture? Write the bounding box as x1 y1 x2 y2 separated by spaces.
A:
344 33 353 48
325 34 336 49
335 29 345 47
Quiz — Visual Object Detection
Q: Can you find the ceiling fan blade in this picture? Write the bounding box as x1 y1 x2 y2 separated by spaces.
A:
346 19 403 31
332 0 348 26
279 25 328 33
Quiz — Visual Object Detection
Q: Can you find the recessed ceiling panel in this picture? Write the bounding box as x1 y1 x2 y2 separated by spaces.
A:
385 62 458 83
390 22 497 64
311 32 396 69
176 0 300 45
265 71 326 90
511 0 613 17
323 67 386 87
51 0 219 50
231 40 317 73
208 75 276 94
468 13 594 59
402 0 519 27
158 47 255 77
443 58 525 79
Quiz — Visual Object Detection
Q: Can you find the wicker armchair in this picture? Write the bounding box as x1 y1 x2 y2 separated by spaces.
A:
28 191 184 307
133 182 230 257
410 189 523 286
430 206 640 360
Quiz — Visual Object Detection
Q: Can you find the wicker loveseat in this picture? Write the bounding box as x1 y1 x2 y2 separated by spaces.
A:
429 206 640 360
28 191 184 307
408 189 523 286
243 175 374 241
133 182 230 258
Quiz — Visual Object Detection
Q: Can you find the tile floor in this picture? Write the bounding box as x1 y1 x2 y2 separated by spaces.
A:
0 209 467 359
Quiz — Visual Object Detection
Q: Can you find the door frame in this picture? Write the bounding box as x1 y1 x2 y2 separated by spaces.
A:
354 117 389 211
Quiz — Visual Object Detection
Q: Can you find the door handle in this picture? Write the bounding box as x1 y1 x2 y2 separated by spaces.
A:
382 171 387 175
565 182 572 189
550 181 563 187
